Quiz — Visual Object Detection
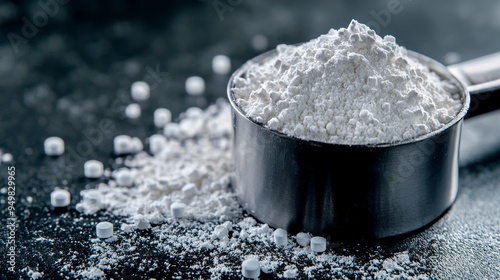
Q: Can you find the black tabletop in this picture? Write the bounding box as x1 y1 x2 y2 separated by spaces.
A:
1 1 499 279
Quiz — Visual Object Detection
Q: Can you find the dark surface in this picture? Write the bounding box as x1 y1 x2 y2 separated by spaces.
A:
0 1 499 279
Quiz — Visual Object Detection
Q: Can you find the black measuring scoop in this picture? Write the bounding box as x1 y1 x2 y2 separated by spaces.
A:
227 49 500 239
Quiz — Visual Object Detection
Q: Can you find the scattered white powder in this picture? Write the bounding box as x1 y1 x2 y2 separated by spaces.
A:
77 267 105 279
77 100 236 223
75 99 428 278
153 108 172 128
44 136 65 156
232 20 463 145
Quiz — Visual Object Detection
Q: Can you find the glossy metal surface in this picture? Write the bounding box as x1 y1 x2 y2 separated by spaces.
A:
228 50 471 238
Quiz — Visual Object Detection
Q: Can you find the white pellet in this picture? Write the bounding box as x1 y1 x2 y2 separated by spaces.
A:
295 232 312 247
125 103 141 119
50 189 70 207
149 134 167 155
212 54 231 75
273 228 288 247
96 221 114 238
310 236 327 253
2 153 13 163
84 160 104 179
251 34 268 51
241 258 260 279
44 136 65 156
131 81 150 101
115 169 134 187
181 183 197 197
114 135 133 155
170 201 186 219
185 76 205 96
154 108 172 128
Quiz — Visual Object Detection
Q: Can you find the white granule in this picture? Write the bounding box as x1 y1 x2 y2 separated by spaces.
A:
130 81 150 101
125 103 141 119
1 152 13 163
185 76 206 96
232 20 463 145
212 54 232 75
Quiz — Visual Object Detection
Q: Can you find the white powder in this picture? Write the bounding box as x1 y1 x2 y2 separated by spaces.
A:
75 99 428 278
232 20 463 145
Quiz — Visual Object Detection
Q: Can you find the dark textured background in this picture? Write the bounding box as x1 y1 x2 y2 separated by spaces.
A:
0 0 499 279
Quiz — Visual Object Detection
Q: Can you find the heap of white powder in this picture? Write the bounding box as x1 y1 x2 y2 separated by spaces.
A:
232 20 463 145
77 100 237 223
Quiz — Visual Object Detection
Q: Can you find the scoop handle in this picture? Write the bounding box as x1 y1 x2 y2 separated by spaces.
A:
448 52 500 118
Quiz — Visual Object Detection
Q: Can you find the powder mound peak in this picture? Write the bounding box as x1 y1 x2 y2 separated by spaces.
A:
232 19 463 145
